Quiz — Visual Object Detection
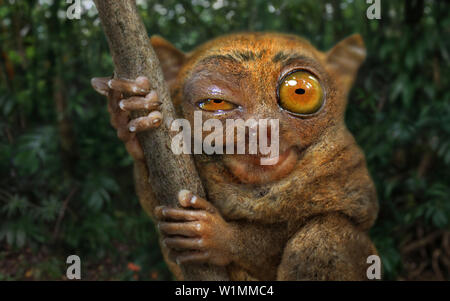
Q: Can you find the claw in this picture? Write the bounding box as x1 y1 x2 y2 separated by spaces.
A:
91 77 110 96
119 91 160 111
108 77 150 96
128 111 162 132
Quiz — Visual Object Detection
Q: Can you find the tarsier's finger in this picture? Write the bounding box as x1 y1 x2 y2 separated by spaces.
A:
128 111 162 132
174 251 210 264
107 89 124 115
178 190 216 213
110 105 130 131
158 221 202 238
163 237 205 250
154 206 207 222
117 126 132 142
119 91 161 112
108 76 151 96
124 136 145 161
91 77 111 96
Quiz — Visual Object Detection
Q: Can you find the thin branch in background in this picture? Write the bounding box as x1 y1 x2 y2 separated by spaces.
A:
432 249 445 281
440 248 450 270
52 186 78 242
444 232 450 258
407 261 427 279
401 230 443 253
417 150 434 178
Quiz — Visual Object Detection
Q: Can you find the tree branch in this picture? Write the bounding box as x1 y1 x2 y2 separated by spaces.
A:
93 0 228 280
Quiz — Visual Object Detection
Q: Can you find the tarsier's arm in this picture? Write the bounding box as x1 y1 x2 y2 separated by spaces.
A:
92 76 286 280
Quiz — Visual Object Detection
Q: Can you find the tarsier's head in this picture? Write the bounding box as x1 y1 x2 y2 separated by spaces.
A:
151 32 366 185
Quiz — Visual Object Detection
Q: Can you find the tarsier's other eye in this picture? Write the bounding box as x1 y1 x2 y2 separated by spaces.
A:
197 99 237 112
278 70 324 115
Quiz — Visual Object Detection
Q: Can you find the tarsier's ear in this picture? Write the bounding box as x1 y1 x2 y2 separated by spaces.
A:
150 35 186 84
326 34 366 87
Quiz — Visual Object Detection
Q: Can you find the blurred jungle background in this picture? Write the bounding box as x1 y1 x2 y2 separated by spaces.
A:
0 0 449 280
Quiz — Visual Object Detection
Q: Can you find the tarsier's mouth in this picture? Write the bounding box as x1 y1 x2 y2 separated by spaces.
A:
222 146 299 184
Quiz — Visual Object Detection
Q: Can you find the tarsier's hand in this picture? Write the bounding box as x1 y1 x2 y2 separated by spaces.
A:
91 76 162 162
155 190 237 266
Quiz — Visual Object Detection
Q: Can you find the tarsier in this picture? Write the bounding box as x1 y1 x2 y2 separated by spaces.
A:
92 32 379 280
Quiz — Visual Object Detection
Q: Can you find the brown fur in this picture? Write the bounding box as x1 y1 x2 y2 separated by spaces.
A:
134 32 378 280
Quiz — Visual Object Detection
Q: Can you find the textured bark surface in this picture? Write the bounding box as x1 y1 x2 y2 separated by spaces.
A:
93 0 228 280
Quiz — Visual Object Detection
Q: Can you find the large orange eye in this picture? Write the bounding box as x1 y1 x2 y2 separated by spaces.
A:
197 99 237 112
278 71 324 115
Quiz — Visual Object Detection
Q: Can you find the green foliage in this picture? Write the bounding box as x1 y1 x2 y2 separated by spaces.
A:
0 0 449 280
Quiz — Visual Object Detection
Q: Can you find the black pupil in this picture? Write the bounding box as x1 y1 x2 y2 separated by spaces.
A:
295 88 305 95
213 99 222 103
